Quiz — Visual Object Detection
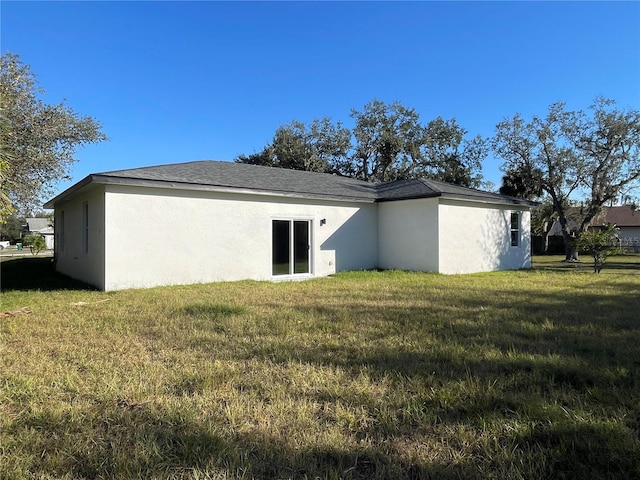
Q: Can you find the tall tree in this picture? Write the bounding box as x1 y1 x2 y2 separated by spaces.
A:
307 118 352 174
0 213 24 242
235 148 275 168
498 164 544 199
236 118 350 174
348 99 424 182
0 53 107 217
492 98 640 260
237 100 486 187
419 117 486 188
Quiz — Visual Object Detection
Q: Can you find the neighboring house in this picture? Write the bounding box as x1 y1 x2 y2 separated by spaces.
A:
546 205 640 251
546 218 578 237
24 218 55 250
44 160 535 291
595 205 640 251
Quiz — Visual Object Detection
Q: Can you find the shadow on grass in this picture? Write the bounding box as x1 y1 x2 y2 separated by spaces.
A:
533 254 640 274
5 265 640 478
11 358 638 479
8 397 480 480
0 257 94 292
219 277 640 478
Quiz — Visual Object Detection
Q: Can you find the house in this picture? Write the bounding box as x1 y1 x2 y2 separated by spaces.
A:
595 205 640 252
24 218 55 250
44 160 535 291
545 205 640 252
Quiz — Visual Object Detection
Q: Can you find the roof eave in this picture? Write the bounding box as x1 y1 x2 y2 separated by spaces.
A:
43 168 535 208
43 174 99 208
441 194 537 207
375 193 441 202
376 191 537 207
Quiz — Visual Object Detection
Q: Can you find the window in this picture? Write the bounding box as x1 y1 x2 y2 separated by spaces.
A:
59 210 65 252
82 202 89 253
272 220 310 275
510 211 520 247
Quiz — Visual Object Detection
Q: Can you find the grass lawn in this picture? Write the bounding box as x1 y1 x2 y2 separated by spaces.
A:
1 256 639 479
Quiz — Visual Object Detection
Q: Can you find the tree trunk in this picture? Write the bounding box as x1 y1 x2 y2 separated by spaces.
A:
562 230 579 261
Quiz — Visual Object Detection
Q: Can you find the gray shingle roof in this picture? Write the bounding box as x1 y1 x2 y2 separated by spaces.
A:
26 218 52 232
94 160 379 201
375 178 533 205
600 206 640 227
45 160 535 207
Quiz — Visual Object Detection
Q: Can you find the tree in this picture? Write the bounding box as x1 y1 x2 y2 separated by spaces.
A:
419 117 486 188
307 118 352 174
0 213 25 242
492 98 640 260
236 118 350 174
237 99 486 187
0 53 107 218
235 148 275 168
1 118 15 219
345 101 486 186
576 224 620 273
347 100 424 182
22 233 46 255
498 164 543 199
272 121 321 171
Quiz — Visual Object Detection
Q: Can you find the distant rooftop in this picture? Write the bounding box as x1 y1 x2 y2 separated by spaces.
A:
25 217 52 232
599 205 640 227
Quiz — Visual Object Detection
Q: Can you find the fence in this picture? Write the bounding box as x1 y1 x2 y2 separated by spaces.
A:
532 236 566 255
532 235 640 255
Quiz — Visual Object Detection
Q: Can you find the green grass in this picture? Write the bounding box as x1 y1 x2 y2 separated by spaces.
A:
1 256 639 479
532 253 640 275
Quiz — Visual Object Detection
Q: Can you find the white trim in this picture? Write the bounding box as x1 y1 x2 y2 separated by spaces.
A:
510 211 521 247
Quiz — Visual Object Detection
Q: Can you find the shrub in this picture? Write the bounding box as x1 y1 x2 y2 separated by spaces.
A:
576 224 620 273
22 233 46 255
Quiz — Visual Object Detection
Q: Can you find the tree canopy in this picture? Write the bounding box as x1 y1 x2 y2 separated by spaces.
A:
236 118 351 174
0 213 24 242
0 53 107 218
236 99 487 188
492 97 640 259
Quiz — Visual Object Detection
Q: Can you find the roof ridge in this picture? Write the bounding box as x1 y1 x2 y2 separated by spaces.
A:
97 159 221 176
99 160 375 186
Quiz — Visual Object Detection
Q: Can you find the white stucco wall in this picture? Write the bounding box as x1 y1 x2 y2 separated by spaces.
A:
50 181 533 290
43 234 54 250
102 185 378 290
437 199 531 274
54 186 106 289
377 198 440 272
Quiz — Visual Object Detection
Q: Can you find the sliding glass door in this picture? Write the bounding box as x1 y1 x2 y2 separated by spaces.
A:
272 220 310 276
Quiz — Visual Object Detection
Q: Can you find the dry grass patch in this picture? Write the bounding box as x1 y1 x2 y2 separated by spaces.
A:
1 257 639 479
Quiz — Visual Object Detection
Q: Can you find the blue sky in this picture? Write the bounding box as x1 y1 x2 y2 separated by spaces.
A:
2 1 639 197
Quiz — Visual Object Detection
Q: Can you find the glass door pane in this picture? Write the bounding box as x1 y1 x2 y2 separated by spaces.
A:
272 220 290 275
293 221 309 274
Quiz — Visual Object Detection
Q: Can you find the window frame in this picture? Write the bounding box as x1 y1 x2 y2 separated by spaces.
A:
510 211 520 247
59 210 65 252
272 218 312 277
82 202 89 254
